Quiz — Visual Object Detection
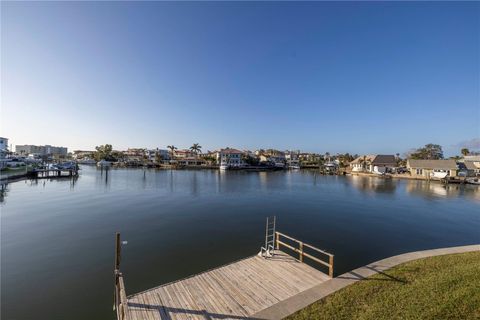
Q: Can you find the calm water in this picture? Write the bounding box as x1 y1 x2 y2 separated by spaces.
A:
1 166 479 320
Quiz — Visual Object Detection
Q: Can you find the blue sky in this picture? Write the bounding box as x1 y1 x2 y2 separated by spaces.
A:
2 1 479 156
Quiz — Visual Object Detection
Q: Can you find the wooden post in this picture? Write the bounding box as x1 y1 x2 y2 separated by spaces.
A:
329 255 334 278
115 232 121 271
275 232 279 250
299 242 303 262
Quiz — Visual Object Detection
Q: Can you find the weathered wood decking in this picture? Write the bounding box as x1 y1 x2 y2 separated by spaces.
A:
125 250 330 320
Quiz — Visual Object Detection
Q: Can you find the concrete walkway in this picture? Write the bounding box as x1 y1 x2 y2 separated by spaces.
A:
253 244 480 320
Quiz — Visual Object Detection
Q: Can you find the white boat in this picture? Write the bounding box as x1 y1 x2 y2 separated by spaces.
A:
78 159 96 165
289 164 300 170
274 162 285 168
219 163 229 170
97 160 112 167
465 177 480 185
431 172 448 179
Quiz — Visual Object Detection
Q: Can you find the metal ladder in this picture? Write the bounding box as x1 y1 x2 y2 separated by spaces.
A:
259 216 276 258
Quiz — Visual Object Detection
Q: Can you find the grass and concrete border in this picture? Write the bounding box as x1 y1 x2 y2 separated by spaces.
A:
253 244 480 320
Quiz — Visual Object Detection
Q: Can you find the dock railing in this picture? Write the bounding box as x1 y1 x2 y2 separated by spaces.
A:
114 233 129 320
275 231 334 277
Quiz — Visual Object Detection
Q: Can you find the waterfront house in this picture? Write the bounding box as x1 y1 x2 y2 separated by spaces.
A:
72 150 95 160
174 149 196 159
464 155 480 162
285 151 300 168
143 149 170 162
406 159 458 179
215 148 244 167
124 148 145 157
177 157 206 166
0 137 8 159
463 161 480 177
350 155 396 173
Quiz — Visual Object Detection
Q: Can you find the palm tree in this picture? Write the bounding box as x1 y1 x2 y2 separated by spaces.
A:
190 143 202 154
167 145 177 161
461 148 470 156
190 143 202 165
361 155 367 172
154 148 163 165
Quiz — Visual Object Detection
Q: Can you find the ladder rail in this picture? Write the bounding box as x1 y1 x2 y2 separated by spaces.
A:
259 216 276 258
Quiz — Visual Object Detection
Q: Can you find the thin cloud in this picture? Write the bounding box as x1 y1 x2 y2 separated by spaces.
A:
453 138 480 150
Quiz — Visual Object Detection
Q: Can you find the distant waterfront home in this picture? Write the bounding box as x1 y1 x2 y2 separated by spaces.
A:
464 161 480 177
177 157 205 166
215 148 244 167
464 155 480 162
173 149 196 159
407 159 458 179
72 150 95 160
145 149 169 161
0 137 8 159
350 155 396 174
124 148 145 157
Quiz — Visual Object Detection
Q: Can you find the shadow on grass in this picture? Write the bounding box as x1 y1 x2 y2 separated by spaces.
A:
337 264 408 284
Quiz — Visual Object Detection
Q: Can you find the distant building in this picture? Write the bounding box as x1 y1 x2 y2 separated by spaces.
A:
407 159 458 178
464 155 480 162
0 137 8 158
145 149 170 161
215 148 244 167
73 150 95 160
174 149 196 159
124 148 145 157
463 161 480 177
350 155 396 173
15 144 67 157
177 157 205 166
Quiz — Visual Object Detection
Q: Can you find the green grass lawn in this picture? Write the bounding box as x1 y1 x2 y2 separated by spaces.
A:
287 251 480 320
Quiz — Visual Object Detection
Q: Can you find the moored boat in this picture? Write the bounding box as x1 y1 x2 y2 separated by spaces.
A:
78 159 96 165
97 160 112 167
465 177 480 185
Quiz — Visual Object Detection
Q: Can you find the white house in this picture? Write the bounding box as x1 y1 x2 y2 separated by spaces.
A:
350 155 396 174
215 148 244 167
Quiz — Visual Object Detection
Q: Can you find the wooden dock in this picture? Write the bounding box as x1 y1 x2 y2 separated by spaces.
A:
114 219 334 320
32 168 78 179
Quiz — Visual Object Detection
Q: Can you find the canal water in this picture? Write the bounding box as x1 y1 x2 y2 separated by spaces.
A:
1 166 479 320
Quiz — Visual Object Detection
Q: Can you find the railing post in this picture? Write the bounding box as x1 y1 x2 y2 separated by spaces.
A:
299 242 303 262
329 255 334 278
275 232 279 250
115 232 121 271
114 232 122 320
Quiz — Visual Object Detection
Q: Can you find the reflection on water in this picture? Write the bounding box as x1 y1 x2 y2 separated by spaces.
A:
1 166 479 320
0 183 8 203
348 175 397 194
406 180 480 201
2 168 479 204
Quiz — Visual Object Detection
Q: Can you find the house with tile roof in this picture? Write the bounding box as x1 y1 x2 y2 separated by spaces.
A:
215 148 244 167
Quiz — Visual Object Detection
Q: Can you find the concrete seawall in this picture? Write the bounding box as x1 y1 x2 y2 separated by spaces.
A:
253 244 480 319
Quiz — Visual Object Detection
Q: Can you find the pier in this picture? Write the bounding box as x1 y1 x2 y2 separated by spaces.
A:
114 218 334 320
32 168 79 179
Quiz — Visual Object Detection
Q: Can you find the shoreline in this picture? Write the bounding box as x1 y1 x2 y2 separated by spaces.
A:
253 244 480 320
349 171 470 184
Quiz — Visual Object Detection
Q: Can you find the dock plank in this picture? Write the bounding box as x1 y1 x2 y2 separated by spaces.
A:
126 250 329 319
